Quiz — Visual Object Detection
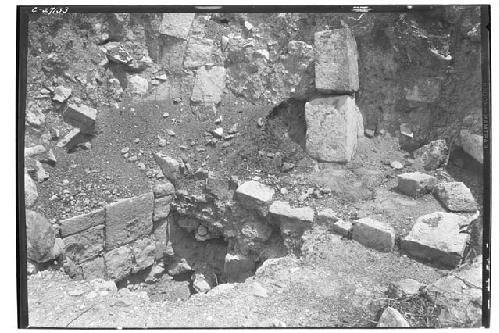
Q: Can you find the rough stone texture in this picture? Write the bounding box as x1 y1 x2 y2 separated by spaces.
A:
63 225 105 264
153 196 173 222
352 217 395 252
435 182 478 212
63 104 97 134
25 172 38 207
235 180 275 216
270 201 315 236
59 208 105 237
153 153 182 185
316 209 339 227
52 85 72 103
405 78 441 103
355 105 364 138
377 307 410 327
240 220 273 242
153 180 175 198
153 219 168 261
25 145 46 157
128 75 149 95
224 253 255 283
56 128 81 149
314 28 359 92
388 278 424 298
131 237 156 273
104 245 134 281
423 257 482 327
459 129 483 164
400 212 469 268
159 13 195 40
80 256 107 280
331 219 353 237
26 210 55 263
304 96 359 163
413 139 448 170
105 192 154 250
190 66 226 105
184 36 214 68
397 172 437 197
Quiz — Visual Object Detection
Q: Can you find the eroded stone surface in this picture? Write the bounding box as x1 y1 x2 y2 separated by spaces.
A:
377 307 410 327
104 245 134 281
159 13 195 40
63 104 97 134
400 212 469 268
459 130 483 164
397 172 437 197
191 66 226 105
26 210 56 263
352 217 395 252
59 208 105 238
435 182 478 212
63 225 105 264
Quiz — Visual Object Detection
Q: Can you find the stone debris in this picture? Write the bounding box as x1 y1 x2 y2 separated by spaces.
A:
435 182 478 212
192 273 211 294
388 278 424 299
305 96 359 163
104 245 134 281
314 28 359 92
57 128 82 149
390 161 403 170
377 307 410 327
154 153 183 185
159 13 195 40
352 217 395 252
153 180 175 198
400 212 469 268
397 172 437 197
128 75 149 95
413 139 448 170
25 145 47 157
235 180 275 216
459 129 483 164
191 66 226 105
25 172 38 207
26 210 56 263
52 85 72 103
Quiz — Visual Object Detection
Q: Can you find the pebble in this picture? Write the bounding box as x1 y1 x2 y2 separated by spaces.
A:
121 147 130 154
257 118 265 127
167 129 176 136
163 112 170 118
158 138 167 147
133 138 140 144
390 161 404 170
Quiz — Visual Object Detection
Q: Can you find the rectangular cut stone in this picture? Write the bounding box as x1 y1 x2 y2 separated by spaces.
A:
305 96 358 162
63 104 97 134
59 208 105 237
104 245 133 281
460 130 483 164
397 172 437 198
352 217 395 252
191 66 226 105
435 182 478 212
105 192 154 250
56 128 82 149
235 180 275 216
400 212 469 268
153 196 173 222
314 28 359 92
63 225 105 263
184 36 214 68
159 13 195 40
80 256 106 280
270 201 314 237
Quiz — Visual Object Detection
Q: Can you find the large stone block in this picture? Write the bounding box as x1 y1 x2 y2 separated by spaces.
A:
80 256 106 280
224 253 255 283
235 180 275 216
105 192 154 250
305 96 359 163
400 212 469 268
59 208 105 237
63 104 97 134
459 130 483 164
191 66 226 105
63 225 105 263
104 245 133 281
314 28 359 92
159 13 195 40
184 36 214 68
435 182 478 212
397 172 437 198
352 217 395 252
270 201 314 235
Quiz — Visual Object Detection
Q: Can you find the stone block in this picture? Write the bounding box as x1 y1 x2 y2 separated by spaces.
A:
63 225 105 263
352 217 395 252
397 172 437 197
105 192 154 250
63 104 97 134
305 96 359 163
435 182 478 212
460 129 483 164
235 180 275 216
80 256 106 280
314 28 359 92
191 66 226 105
59 208 105 237
153 196 173 222
131 237 156 273
104 245 133 281
159 13 195 40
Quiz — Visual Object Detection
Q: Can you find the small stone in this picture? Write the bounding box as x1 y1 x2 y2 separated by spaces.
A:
377 307 410 327
252 282 268 298
397 172 437 197
166 129 176 136
281 162 295 172
212 127 224 138
121 147 129 154
68 289 85 297
133 138 140 144
163 112 170 118
228 123 239 134
280 188 288 195
257 118 265 127
158 137 167 147
388 279 424 299
390 161 403 170
364 128 375 138
52 85 72 103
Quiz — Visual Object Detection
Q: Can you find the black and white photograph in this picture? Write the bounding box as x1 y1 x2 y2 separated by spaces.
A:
15 3 496 329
